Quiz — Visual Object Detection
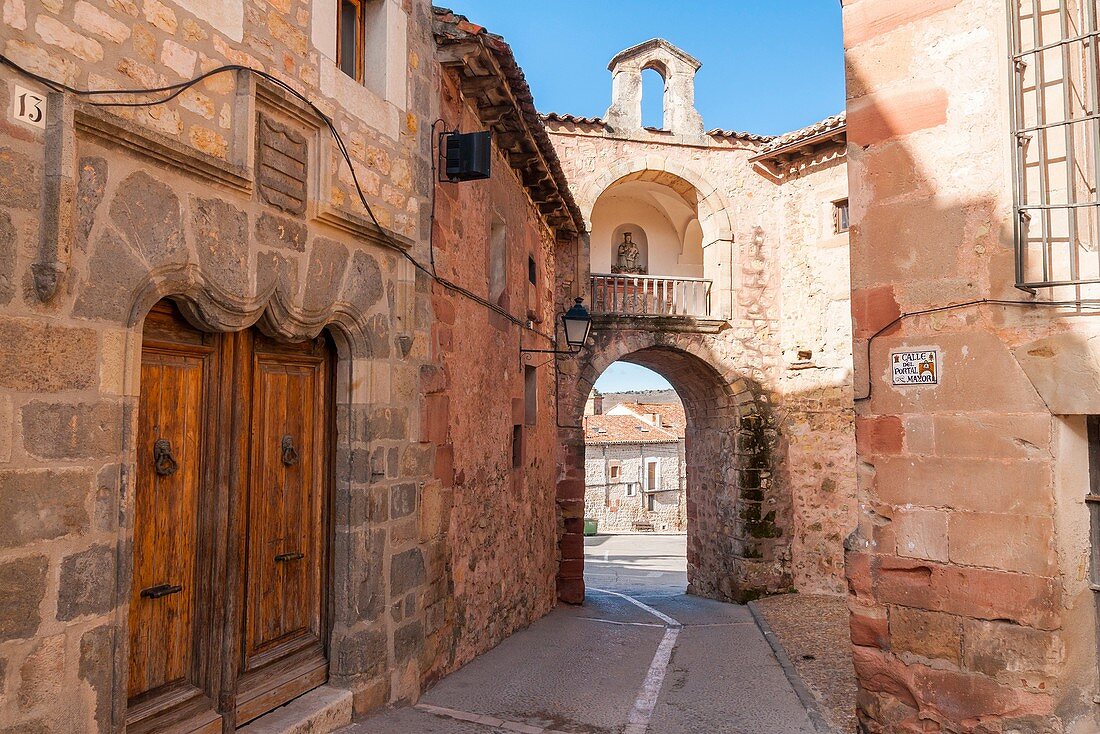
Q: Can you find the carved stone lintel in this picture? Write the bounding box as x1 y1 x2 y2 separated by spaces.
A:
36 91 76 302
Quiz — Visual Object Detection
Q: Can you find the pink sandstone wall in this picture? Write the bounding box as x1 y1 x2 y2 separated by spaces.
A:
844 0 1100 730
425 66 560 676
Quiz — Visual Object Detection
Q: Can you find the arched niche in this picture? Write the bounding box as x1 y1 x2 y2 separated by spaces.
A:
590 175 704 279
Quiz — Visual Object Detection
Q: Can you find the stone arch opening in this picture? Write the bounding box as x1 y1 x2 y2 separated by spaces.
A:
558 337 791 605
591 171 708 279
640 65 668 130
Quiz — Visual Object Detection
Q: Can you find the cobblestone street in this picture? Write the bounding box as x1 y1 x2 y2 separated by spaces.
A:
346 535 822 734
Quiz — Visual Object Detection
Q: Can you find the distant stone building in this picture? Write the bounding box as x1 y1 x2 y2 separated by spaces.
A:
583 395 687 532
549 38 857 603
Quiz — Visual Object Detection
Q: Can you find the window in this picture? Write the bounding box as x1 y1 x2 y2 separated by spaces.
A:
1088 416 1100 590
832 199 849 234
644 458 661 491
647 494 657 512
528 255 537 286
337 0 365 82
489 215 507 305
608 461 622 483
511 424 523 468
524 365 537 426
1009 0 1100 292
641 65 667 130
625 482 637 497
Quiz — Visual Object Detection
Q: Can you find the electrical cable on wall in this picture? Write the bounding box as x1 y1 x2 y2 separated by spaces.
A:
0 55 557 344
856 297 1100 401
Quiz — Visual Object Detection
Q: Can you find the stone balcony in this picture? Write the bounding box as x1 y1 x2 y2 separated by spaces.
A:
589 273 728 333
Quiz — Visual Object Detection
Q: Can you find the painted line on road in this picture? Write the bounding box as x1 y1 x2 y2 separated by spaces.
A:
624 625 679 734
577 616 665 628
415 703 573 734
589 586 683 734
588 586 681 627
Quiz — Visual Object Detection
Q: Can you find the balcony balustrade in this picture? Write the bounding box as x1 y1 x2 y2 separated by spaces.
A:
590 273 712 318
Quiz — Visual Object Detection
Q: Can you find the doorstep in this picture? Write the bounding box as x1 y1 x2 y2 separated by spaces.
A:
237 686 353 734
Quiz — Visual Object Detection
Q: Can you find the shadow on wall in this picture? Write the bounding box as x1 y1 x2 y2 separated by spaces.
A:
843 31 1100 731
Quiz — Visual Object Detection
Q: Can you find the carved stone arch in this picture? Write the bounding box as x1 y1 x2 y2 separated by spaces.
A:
576 159 734 247
123 266 382 360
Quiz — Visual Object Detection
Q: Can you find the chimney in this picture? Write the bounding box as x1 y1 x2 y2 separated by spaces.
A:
585 390 604 416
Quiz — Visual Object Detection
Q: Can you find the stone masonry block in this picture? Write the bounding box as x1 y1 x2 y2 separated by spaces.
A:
57 544 116 621
390 483 417 520
948 513 1056 576
0 321 97 392
390 548 424 596
0 555 48 642
893 509 947 562
0 469 92 548
889 606 961 665
21 401 125 460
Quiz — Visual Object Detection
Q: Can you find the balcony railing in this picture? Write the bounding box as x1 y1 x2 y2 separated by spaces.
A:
590 274 712 317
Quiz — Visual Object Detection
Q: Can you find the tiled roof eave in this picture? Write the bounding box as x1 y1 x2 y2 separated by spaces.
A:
752 113 847 162
432 7 586 236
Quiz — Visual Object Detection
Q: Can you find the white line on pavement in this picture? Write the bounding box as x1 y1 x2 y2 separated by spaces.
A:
577 616 666 628
588 586 682 627
624 626 680 734
588 586 683 734
415 703 572 734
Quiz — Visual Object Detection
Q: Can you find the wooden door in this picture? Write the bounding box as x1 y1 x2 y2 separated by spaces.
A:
127 302 332 732
232 332 331 724
127 304 222 733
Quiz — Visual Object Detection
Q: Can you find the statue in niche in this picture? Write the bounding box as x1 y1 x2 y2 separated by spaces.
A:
612 231 646 274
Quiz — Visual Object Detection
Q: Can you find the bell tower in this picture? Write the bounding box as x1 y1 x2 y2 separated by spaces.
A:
605 39 705 137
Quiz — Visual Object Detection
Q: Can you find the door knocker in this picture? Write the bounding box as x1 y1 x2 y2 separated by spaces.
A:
281 435 299 467
153 438 178 477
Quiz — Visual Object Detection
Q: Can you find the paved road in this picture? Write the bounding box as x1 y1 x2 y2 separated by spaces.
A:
346 534 816 734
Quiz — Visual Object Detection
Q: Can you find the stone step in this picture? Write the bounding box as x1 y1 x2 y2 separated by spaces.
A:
237 686 353 734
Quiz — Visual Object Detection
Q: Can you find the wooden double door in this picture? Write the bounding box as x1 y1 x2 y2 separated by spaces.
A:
126 302 333 732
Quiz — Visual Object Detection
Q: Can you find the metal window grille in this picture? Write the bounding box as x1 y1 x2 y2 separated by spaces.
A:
1010 0 1100 295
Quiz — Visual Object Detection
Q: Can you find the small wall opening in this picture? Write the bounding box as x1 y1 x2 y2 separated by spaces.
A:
641 67 667 130
489 214 507 305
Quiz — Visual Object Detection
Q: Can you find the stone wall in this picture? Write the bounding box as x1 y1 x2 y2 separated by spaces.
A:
548 104 856 601
0 1 572 729
424 66 560 679
844 0 1100 730
583 441 685 532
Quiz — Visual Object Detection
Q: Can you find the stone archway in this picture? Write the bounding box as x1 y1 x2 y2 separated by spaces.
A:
556 330 792 605
575 161 734 249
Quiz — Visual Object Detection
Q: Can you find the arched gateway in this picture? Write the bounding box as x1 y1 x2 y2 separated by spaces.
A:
546 37 856 606
555 331 793 605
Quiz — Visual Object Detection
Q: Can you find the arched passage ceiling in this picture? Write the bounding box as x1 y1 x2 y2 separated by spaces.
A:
595 179 699 246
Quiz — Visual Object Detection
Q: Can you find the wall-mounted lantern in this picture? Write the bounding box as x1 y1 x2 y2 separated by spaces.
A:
522 298 592 355
562 297 593 349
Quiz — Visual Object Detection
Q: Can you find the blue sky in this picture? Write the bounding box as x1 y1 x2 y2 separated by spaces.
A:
595 363 674 393
442 0 845 136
